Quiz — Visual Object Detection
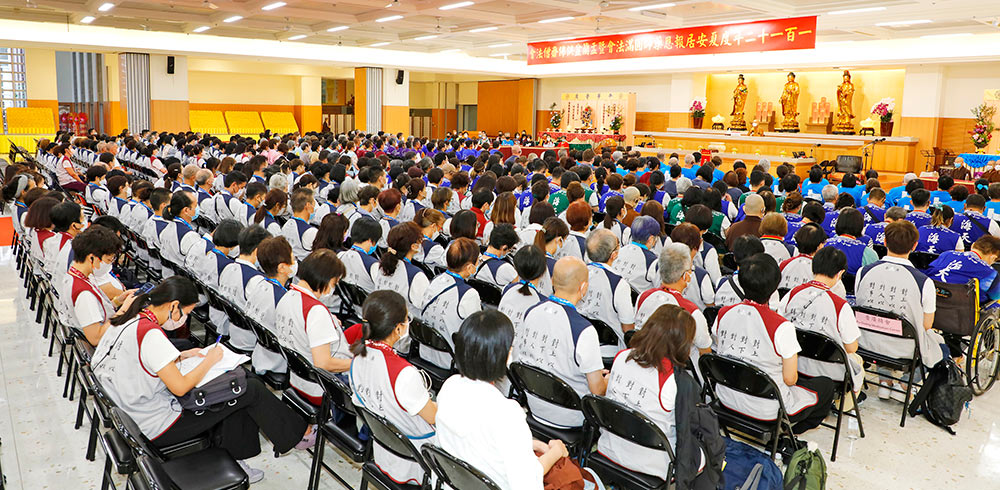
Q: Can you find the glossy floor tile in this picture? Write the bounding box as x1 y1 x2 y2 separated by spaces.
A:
1 255 998 489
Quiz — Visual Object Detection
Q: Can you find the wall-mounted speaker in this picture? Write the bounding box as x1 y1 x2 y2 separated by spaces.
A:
167 56 175 74
395 69 404 85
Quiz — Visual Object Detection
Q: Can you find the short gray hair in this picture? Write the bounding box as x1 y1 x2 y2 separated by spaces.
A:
659 243 692 284
757 158 771 172
676 177 693 194
668 157 679 166
269 172 288 191
821 184 838 202
182 163 199 180
612 150 623 162
195 169 213 186
340 178 360 204
586 229 619 263
684 154 695 165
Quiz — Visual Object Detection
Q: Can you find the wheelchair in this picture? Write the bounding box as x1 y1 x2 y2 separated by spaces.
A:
932 278 1000 395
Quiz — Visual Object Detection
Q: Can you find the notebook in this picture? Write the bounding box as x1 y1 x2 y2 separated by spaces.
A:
177 344 250 387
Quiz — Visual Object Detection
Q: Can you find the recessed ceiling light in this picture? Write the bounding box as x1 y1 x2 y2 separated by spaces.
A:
376 14 403 22
370 41 391 47
875 19 931 27
919 32 973 39
193 25 210 32
80 15 96 23
415 34 438 40
628 3 675 12
489 52 510 56
97 2 115 12
223 15 242 22
488 42 512 48
469 26 498 32
538 16 574 23
440 1 474 10
261 1 286 10
327 25 349 32
287 34 307 40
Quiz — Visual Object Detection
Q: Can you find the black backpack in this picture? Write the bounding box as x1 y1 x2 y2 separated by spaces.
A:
674 369 726 490
907 357 973 434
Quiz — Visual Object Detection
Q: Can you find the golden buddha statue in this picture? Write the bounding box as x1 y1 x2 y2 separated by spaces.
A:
833 70 856 134
730 74 748 131
778 72 800 132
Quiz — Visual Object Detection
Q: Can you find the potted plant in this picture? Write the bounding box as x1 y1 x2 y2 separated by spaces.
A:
870 97 896 136
609 114 623 134
970 103 997 154
550 111 562 131
690 100 705 129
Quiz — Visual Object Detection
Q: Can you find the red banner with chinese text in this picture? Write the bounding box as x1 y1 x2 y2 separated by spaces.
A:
527 16 816 65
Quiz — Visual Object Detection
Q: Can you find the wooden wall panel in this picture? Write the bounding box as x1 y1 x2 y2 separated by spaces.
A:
150 100 190 132
383 105 409 136
536 110 555 134
516 79 536 135
477 80 519 135
354 68 367 132
939 117 977 154
635 112 668 132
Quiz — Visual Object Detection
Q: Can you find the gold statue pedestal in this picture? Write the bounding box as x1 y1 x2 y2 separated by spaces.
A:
729 118 747 131
832 123 856 135
776 119 799 133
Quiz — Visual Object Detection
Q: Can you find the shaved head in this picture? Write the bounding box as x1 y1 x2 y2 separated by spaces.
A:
744 193 764 216
552 256 588 295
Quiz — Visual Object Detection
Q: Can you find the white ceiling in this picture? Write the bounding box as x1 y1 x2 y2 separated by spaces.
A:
0 0 998 60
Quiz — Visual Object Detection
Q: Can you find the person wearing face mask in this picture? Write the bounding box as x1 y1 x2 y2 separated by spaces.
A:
105 175 132 219
351 185 380 229
514 256 608 429
614 216 662 293
158 191 203 278
245 236 296 375
187 219 243 343
533 216 569 297
377 189 403 249
473 223 518 288
273 249 352 406
349 290 437 485
253 188 288 236
282 187 319 261
215 171 248 223
237 182 268 227
59 225 134 346
337 217 382 293
372 223 430 322
42 201 87 276
418 238 482 370
578 229 635 357
218 225 270 353
84 165 110 213
91 276 316 484
412 208 446 268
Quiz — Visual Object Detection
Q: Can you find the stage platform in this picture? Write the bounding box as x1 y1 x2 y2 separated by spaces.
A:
633 128 921 176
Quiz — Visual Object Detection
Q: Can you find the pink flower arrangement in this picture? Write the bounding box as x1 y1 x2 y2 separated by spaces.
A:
971 124 992 149
870 97 895 123
970 103 997 149
690 100 705 118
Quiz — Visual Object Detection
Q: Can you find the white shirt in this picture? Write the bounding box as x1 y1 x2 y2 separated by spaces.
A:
578 262 635 353
282 217 318 261
418 273 481 369
437 376 544 490
371 260 430 318
513 298 603 428
159 217 202 271
473 254 518 288
218 258 261 349
614 243 659 293
498 282 545 332
274 285 351 401
338 246 378 292
245 275 289 373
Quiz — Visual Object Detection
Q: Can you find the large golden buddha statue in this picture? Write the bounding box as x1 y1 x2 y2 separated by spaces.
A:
730 74 748 131
833 70 856 134
778 72 800 132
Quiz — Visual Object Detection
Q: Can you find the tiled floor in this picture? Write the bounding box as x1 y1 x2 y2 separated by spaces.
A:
1 254 999 489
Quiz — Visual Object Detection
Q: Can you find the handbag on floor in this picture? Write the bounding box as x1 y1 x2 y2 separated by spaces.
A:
721 439 783 490
782 446 826 490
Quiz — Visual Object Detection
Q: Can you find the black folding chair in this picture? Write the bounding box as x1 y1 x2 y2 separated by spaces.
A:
909 251 939 272
873 244 888 258
585 316 624 369
853 305 924 427
357 407 433 490
842 273 856 297
698 354 796 459
309 371 368 490
702 231 728 254
507 362 590 459
244 316 290 390
467 277 502 309
795 329 865 461
421 444 502 490
406 317 457 391
581 394 675 489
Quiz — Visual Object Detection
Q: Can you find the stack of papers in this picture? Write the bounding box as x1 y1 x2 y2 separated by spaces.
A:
177 344 250 387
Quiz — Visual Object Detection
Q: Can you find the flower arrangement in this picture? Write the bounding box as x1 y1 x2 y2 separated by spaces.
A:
690 100 705 118
870 97 895 123
609 114 623 132
550 111 562 130
970 103 997 149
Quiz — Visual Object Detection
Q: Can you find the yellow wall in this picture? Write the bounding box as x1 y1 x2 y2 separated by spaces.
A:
458 82 478 105
22 48 58 127
705 69 906 128
188 71 300 105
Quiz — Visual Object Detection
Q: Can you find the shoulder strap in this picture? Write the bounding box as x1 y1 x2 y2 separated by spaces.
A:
863 205 878 222
729 276 746 300
421 281 460 316
965 213 990 235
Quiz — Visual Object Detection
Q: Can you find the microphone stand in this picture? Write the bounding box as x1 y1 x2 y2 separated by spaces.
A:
860 137 885 174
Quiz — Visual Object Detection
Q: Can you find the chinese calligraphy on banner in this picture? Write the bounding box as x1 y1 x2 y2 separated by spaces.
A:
527 16 817 65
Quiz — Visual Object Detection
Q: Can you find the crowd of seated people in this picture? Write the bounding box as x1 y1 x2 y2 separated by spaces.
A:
9 125 1000 489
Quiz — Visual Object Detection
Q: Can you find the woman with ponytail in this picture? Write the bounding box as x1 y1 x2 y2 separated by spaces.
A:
92 276 315 482
498 245 547 331
917 204 963 253
399 178 426 222
3 173 36 236
159 190 202 275
411 207 446 268
253 188 288 235
533 216 569 296
374 222 430 316
349 290 437 485
600 195 630 246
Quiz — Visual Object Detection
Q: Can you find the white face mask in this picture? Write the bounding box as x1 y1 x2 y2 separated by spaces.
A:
126 187 132 198
397 323 410 343
94 258 111 277
288 261 299 278
162 305 189 331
